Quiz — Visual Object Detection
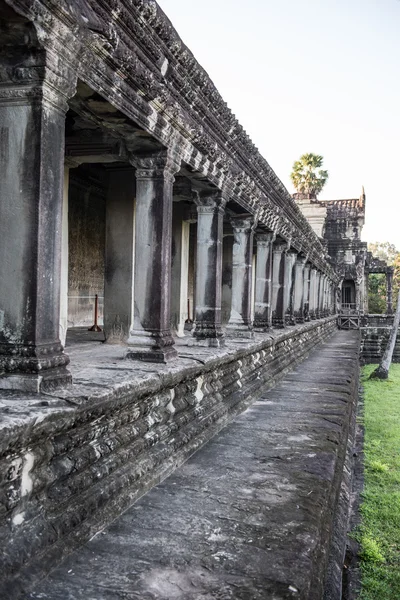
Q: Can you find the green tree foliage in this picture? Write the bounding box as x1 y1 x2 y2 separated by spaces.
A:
368 274 387 314
290 153 329 196
367 242 400 313
368 242 398 265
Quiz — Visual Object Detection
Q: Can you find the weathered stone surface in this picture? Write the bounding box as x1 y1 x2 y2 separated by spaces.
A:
253 232 275 330
226 216 255 338
26 330 360 600
0 0 338 280
127 150 180 362
192 192 226 346
0 319 337 598
0 9 74 391
360 315 400 364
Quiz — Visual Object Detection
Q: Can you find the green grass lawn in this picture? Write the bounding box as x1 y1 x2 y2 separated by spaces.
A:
358 364 400 599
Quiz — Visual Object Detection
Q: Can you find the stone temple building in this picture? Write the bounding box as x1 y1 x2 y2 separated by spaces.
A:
0 1 394 598
295 189 393 318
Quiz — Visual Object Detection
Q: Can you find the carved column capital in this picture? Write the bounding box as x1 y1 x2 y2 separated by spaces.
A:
256 231 276 246
296 255 308 265
273 242 288 254
230 215 256 234
0 25 77 112
132 150 181 182
193 190 227 214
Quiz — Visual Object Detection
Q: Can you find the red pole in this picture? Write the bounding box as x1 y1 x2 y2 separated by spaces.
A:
88 294 102 332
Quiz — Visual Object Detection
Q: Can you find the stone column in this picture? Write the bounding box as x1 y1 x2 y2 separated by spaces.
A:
284 250 297 325
315 271 322 319
327 281 332 315
330 281 335 315
386 269 394 315
60 166 70 348
104 168 136 343
0 40 75 392
254 232 275 331
293 255 307 323
309 267 317 320
325 277 331 316
271 243 287 328
227 216 256 338
127 151 180 362
192 192 226 347
318 274 324 317
303 262 311 321
221 230 234 325
364 273 369 314
321 274 328 317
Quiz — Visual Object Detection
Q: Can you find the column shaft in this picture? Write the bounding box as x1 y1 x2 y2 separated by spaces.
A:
285 250 297 325
254 232 275 330
192 192 225 346
303 263 311 321
0 42 74 391
315 271 322 318
60 166 70 347
227 216 255 338
293 256 307 323
127 151 180 362
309 268 317 320
271 244 287 328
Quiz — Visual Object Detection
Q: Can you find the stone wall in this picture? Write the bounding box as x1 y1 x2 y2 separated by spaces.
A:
0 318 337 599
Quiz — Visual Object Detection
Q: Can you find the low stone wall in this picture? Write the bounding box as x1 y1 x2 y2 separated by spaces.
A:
0 318 336 599
360 315 400 364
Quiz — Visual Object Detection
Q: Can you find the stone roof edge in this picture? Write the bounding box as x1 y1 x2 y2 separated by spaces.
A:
2 0 339 281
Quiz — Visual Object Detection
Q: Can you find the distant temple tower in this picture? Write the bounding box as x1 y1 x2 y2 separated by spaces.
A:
294 188 393 322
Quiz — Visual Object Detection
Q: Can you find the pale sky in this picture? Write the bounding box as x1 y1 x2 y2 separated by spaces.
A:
157 0 400 248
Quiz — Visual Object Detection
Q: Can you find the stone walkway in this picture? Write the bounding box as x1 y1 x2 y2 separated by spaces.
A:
27 331 359 600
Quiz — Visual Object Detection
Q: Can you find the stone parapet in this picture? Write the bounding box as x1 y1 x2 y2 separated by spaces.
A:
0 317 337 598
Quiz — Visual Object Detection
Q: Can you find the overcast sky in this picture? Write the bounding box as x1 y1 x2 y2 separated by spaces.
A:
157 0 400 248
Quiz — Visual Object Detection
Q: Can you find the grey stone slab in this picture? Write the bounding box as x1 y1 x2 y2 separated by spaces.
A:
27 331 359 600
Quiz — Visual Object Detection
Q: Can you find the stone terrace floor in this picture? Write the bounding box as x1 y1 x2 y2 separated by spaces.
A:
27 330 359 600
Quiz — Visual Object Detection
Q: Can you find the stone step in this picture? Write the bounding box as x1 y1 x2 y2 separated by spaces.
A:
27 331 360 600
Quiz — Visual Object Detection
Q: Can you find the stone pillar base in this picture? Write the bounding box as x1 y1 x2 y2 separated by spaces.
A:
272 317 286 329
126 347 178 363
226 323 254 339
0 368 72 394
253 321 271 332
0 343 71 393
285 314 296 326
188 336 225 348
192 319 225 348
127 331 178 363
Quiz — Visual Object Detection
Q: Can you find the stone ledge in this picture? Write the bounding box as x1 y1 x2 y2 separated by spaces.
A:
0 318 337 599
26 330 360 600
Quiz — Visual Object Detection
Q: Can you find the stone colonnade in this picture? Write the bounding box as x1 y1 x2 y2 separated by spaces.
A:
0 59 337 393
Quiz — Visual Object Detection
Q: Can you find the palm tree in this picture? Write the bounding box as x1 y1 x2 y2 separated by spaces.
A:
290 153 329 197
